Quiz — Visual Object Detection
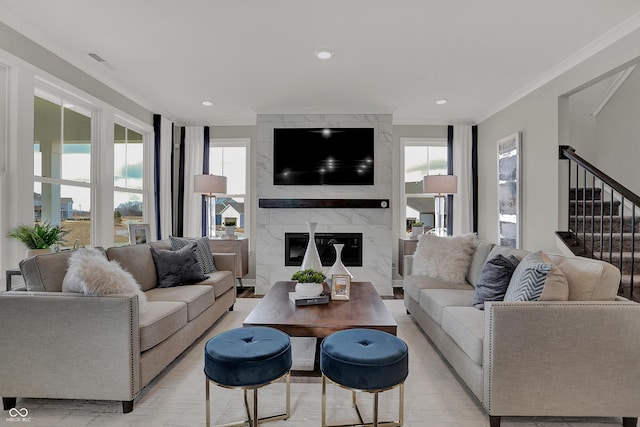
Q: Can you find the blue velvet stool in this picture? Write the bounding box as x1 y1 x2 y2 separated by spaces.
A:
204 327 292 427
320 329 408 427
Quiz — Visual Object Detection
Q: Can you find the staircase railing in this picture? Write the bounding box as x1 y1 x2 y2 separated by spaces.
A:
559 145 640 300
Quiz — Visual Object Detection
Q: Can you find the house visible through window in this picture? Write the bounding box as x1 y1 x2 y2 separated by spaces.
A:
209 139 248 236
33 92 93 249
403 139 448 234
114 123 144 245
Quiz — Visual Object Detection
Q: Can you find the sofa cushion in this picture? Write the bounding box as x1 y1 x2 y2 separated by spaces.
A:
169 236 217 274
546 253 620 301
106 245 158 292
418 289 475 325
62 248 147 312
145 285 215 321
504 251 552 302
538 252 569 301
196 271 235 298
441 306 484 365
466 240 494 287
473 254 520 310
412 233 477 283
487 245 529 262
404 275 473 304
150 242 208 288
20 249 98 292
139 301 187 351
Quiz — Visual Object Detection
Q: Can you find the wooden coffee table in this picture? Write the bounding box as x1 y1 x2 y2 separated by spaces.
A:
243 281 397 374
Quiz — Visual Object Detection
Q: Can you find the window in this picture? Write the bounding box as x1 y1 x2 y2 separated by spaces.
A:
402 139 448 234
33 91 93 249
208 139 249 236
114 123 144 245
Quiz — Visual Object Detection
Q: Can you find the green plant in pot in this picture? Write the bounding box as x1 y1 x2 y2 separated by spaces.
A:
291 268 326 297
411 221 425 237
8 221 68 257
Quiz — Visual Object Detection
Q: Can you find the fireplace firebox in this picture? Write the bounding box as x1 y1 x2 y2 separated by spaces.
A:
285 233 362 267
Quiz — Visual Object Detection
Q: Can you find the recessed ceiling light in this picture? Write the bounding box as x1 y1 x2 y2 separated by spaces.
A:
202 100 213 106
435 99 448 105
316 50 333 60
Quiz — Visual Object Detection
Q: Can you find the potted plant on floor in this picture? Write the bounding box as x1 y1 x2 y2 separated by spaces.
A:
291 269 326 297
8 221 68 258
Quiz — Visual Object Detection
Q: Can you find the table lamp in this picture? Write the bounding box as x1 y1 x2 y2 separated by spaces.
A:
423 175 457 236
194 174 227 238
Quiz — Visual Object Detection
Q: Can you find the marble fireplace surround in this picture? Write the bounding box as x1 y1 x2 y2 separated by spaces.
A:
255 114 393 296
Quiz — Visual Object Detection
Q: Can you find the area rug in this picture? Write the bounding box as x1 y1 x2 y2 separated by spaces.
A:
7 299 624 426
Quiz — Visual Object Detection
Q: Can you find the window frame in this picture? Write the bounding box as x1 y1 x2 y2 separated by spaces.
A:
400 137 448 234
113 117 152 244
33 85 98 248
208 137 250 237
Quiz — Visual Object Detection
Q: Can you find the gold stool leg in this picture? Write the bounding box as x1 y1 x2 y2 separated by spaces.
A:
253 388 258 427
205 378 211 427
322 375 327 427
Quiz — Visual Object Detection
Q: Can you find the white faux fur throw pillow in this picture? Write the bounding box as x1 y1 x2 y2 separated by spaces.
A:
412 233 477 283
62 248 147 312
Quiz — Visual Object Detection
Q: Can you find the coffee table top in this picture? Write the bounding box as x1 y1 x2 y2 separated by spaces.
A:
243 281 397 337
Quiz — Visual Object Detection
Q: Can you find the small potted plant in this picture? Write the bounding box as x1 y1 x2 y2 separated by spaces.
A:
8 221 68 258
291 268 326 297
411 221 425 237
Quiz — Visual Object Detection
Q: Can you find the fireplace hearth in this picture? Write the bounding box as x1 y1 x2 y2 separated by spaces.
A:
285 233 362 267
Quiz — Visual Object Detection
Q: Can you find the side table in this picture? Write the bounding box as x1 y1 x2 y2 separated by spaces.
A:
209 237 249 289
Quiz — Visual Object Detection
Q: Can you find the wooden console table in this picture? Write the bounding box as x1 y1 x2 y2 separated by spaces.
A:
209 237 249 289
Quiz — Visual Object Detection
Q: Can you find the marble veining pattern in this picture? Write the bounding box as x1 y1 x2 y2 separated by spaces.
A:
256 114 393 296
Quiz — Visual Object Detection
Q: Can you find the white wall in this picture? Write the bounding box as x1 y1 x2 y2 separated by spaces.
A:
478 26 640 252
594 67 640 195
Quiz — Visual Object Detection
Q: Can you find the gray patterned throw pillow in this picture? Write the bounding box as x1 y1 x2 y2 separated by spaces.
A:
504 251 552 302
169 236 217 274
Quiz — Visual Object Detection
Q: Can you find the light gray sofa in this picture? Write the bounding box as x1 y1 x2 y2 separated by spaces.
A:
0 239 236 413
404 240 640 427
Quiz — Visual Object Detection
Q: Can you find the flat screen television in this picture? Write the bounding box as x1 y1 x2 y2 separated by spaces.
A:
273 128 374 185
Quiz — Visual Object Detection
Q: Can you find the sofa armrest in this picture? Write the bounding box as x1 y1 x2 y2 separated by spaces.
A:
212 252 236 274
0 292 141 402
484 301 640 418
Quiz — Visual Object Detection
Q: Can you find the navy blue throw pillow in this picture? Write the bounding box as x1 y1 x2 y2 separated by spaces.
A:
472 254 520 310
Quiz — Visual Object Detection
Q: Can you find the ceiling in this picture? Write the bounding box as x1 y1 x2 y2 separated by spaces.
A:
1 0 640 126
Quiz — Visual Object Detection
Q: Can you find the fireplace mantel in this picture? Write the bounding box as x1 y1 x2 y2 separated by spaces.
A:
258 198 389 209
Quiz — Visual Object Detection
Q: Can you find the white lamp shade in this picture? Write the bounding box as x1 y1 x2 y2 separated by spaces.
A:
194 174 227 195
423 175 457 194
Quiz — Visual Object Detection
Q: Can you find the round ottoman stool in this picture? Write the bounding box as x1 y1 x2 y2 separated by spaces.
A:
204 327 292 427
320 328 408 427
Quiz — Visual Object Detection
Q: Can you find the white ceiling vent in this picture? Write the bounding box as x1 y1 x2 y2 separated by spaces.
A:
87 52 117 71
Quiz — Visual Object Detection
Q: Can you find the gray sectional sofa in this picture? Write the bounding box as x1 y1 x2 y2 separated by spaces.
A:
404 239 640 427
0 240 236 413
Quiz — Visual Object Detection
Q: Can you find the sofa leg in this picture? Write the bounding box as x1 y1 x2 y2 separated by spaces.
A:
489 415 501 427
623 417 637 427
2 397 16 410
229 305 234 312
122 400 134 413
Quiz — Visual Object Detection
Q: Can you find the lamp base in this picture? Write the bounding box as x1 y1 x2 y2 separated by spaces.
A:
434 195 447 237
